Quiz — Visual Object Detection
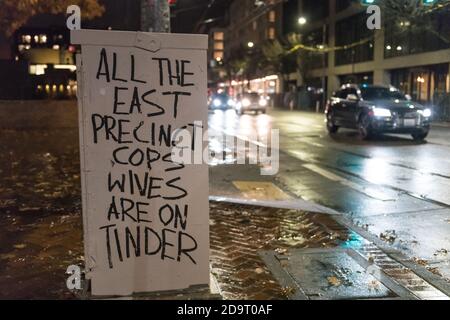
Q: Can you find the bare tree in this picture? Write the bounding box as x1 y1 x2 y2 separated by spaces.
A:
0 0 105 36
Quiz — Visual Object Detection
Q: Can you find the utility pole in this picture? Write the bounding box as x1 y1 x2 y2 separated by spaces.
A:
141 0 171 33
321 23 327 112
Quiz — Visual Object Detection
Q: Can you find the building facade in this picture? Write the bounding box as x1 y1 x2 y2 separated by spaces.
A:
9 26 77 99
296 0 450 115
219 0 450 117
213 0 285 97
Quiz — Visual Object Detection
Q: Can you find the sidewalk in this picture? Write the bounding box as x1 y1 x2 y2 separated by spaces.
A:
1 199 449 300
433 121 450 128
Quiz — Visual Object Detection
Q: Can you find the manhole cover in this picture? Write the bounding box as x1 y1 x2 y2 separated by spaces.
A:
260 248 418 300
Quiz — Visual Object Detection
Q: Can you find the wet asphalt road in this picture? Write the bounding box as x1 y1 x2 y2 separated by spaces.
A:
208 108 450 281
0 101 449 298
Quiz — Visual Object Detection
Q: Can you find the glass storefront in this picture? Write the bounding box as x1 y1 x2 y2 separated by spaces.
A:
390 64 449 103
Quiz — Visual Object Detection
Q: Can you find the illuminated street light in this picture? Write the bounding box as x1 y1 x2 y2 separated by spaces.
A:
298 17 307 25
247 41 254 48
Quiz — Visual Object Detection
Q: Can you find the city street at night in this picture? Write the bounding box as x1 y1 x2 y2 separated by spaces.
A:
1 101 450 300
1 0 450 306
209 108 450 282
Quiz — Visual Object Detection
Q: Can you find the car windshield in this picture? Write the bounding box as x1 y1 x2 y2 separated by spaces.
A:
242 93 260 101
360 87 406 101
212 94 229 100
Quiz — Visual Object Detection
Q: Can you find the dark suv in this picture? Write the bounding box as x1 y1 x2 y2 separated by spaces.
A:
325 84 432 141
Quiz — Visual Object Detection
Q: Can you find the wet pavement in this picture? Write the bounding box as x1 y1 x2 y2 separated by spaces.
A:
209 202 348 300
1 101 449 299
208 108 450 283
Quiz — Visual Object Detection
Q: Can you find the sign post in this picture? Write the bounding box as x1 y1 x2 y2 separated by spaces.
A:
72 29 209 296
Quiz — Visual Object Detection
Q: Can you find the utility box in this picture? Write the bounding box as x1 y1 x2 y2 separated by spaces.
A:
72 29 209 296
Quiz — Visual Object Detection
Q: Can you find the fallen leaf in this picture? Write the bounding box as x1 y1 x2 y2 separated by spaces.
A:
434 249 448 256
368 280 380 291
327 276 342 287
275 248 288 255
255 268 265 274
281 286 296 297
280 260 289 268
413 257 428 266
427 267 442 277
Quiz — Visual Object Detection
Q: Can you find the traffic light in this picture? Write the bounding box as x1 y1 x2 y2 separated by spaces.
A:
422 0 437 5
360 0 376 6
168 0 177 8
361 0 437 7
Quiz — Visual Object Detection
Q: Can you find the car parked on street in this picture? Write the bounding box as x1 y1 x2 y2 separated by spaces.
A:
325 84 432 141
235 92 268 115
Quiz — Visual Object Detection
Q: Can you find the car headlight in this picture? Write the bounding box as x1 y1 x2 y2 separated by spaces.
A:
420 108 432 118
373 107 392 117
259 99 267 107
242 99 251 107
227 99 235 106
213 99 221 107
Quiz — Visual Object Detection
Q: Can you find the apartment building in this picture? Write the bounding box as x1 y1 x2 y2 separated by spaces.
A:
218 0 285 96
296 0 450 111
220 0 449 115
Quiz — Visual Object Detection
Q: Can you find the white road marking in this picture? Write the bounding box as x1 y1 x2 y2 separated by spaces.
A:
209 124 268 148
296 139 325 148
302 164 396 201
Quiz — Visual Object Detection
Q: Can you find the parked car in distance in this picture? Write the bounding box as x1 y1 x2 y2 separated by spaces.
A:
235 92 268 115
208 93 234 110
325 84 432 141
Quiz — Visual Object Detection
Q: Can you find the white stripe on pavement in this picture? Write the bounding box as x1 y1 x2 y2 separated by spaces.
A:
302 164 396 201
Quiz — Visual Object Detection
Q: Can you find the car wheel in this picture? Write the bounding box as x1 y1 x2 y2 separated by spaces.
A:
358 114 373 140
326 112 339 134
412 130 429 141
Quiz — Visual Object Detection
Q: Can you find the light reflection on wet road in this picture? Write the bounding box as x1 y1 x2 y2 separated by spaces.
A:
208 109 450 280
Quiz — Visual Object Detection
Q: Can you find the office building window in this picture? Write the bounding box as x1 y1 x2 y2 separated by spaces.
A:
213 51 223 61
214 42 224 50
269 10 276 23
384 12 450 58
213 32 224 41
268 27 276 40
391 64 449 103
335 13 374 66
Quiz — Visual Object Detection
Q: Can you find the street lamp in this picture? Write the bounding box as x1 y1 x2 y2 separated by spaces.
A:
247 41 254 48
298 17 307 25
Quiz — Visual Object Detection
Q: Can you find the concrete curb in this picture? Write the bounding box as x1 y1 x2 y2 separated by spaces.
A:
432 122 450 128
334 215 450 298
209 196 341 216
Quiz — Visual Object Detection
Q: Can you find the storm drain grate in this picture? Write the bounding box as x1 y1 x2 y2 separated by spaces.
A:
260 248 435 300
355 243 450 300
